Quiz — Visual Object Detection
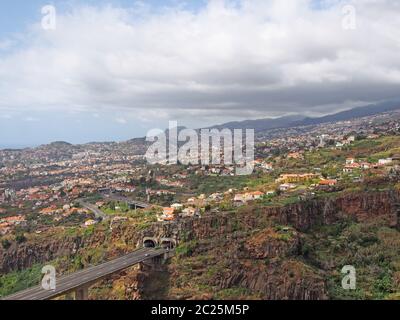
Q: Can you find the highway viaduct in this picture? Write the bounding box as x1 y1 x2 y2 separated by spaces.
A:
2 237 176 301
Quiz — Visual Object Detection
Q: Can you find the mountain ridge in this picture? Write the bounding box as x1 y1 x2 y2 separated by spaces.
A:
4 100 400 150
209 100 400 133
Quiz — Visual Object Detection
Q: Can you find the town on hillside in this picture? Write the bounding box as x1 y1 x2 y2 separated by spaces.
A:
2 110 400 237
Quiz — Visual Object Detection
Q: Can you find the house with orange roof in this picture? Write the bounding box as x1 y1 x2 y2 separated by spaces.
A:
234 191 265 204
276 173 318 183
343 163 361 173
158 207 176 222
2 215 26 224
0 222 11 235
40 206 58 215
319 179 337 186
287 152 304 160
163 207 175 215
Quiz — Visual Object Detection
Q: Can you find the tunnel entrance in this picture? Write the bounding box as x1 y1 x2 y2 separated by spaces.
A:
160 238 176 249
143 238 157 248
144 240 156 248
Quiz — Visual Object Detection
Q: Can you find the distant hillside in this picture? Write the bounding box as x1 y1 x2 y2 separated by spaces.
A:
48 141 72 147
28 100 400 150
292 100 400 127
209 115 305 131
210 100 400 133
36 141 76 150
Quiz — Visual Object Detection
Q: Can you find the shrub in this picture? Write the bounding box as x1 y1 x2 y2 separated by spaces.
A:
15 234 27 244
1 239 11 249
175 240 197 258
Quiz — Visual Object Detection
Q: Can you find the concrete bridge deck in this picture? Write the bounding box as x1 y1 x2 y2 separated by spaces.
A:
2 247 169 300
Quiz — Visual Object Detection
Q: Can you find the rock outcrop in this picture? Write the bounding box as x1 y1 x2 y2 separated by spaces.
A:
1 190 399 300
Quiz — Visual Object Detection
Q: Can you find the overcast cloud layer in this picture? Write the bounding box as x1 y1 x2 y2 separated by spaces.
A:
1 0 400 126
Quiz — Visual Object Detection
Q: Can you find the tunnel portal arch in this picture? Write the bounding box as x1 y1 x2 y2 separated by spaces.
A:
160 238 176 249
143 237 158 248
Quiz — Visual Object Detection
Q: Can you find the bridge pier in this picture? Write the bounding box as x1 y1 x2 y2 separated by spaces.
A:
75 285 89 300
163 251 175 260
64 292 75 300
142 250 175 270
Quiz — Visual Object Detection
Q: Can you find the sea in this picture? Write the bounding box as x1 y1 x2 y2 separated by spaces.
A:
0 144 34 150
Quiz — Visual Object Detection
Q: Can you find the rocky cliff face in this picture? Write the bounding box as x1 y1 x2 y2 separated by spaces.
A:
163 190 399 300
1 190 399 299
1 236 86 274
166 190 399 243
264 190 398 231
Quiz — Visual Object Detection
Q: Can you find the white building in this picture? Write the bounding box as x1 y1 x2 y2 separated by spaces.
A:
84 219 97 227
279 183 296 191
171 203 183 210
378 158 393 165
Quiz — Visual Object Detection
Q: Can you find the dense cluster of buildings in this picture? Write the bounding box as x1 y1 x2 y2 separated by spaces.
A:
1 110 400 232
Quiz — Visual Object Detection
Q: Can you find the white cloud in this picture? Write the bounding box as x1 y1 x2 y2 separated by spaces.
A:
115 117 128 124
24 117 40 122
0 0 400 126
0 39 15 51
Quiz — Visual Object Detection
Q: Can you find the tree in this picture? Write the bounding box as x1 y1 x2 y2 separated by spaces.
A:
15 233 27 244
1 239 11 249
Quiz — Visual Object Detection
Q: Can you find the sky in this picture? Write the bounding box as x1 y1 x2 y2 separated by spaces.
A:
0 0 400 147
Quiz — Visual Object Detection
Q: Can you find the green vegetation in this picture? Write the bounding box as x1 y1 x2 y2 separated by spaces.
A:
0 264 43 298
175 240 198 258
303 219 400 300
188 175 253 195
1 239 11 249
15 233 27 244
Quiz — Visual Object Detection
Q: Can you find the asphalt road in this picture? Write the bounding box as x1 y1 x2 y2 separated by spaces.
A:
77 199 108 220
102 193 151 209
2 247 167 300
